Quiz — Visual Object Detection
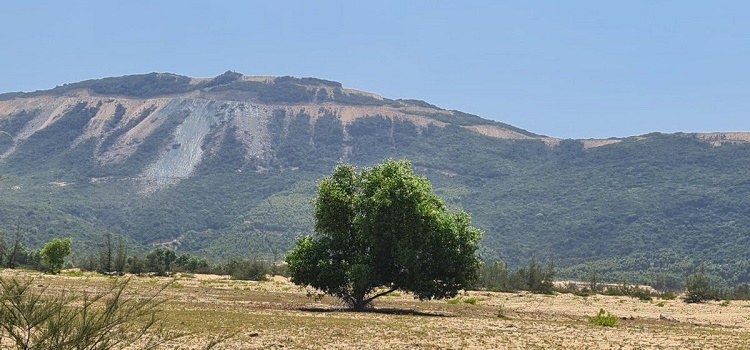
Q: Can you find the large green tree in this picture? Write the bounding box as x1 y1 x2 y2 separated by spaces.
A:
286 160 482 310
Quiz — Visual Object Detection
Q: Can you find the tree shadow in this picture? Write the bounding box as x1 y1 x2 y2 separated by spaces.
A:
299 306 456 317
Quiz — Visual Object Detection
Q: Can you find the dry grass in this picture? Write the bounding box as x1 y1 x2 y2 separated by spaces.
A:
2 270 749 349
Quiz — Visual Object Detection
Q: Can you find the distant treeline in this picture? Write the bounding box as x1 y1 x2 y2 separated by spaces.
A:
473 258 750 302
0 231 284 281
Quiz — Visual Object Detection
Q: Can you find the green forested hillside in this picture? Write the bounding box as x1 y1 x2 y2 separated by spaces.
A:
0 73 749 288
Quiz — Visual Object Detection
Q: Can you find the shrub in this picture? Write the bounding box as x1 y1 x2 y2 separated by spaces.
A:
225 258 269 281
589 308 618 327
603 282 656 301
463 297 479 305
0 277 176 349
683 268 718 303
660 291 677 300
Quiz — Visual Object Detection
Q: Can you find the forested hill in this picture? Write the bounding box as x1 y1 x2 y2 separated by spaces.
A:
1 71 749 287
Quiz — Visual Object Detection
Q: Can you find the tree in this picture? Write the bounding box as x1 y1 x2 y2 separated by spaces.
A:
99 232 113 273
286 160 483 310
39 238 72 274
6 224 23 268
114 235 128 275
146 247 176 276
683 265 717 303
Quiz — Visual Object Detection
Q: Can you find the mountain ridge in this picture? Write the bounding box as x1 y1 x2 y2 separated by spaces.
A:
3 71 747 148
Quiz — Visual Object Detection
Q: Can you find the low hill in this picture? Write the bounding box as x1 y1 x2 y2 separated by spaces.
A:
1 72 749 286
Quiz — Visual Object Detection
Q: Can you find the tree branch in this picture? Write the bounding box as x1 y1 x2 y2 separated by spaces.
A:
365 286 398 304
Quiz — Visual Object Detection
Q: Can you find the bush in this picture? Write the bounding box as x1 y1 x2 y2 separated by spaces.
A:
658 291 676 300
0 277 176 349
589 308 618 327
603 282 656 301
474 258 554 294
463 297 479 305
225 258 269 281
683 268 718 303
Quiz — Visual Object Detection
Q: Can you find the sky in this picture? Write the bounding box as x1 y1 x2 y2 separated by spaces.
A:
1 1 749 139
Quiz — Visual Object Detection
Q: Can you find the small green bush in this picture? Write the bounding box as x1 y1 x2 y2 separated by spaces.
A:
683 269 718 304
589 308 618 327
463 297 479 305
660 291 677 300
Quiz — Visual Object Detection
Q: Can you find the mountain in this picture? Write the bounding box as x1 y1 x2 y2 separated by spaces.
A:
1 71 749 287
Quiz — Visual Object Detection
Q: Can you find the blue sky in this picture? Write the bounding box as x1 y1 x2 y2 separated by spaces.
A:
1 1 748 138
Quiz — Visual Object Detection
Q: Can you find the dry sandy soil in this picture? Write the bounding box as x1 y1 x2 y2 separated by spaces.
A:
1 270 748 349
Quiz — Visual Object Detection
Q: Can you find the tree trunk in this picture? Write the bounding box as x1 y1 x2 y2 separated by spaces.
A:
349 287 399 311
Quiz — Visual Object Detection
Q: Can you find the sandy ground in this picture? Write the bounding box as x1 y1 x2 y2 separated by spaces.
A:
1 270 748 349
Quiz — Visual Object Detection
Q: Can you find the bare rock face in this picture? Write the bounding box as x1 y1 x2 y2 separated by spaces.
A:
137 99 268 192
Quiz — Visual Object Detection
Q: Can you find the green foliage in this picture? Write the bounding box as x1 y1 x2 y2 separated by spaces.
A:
463 297 479 305
0 111 36 154
474 258 555 294
286 160 483 310
39 238 72 274
589 308 618 327
0 277 175 349
173 253 210 274
146 247 177 276
729 284 750 300
475 261 511 292
602 282 656 301
4 103 99 176
224 258 269 281
684 267 719 303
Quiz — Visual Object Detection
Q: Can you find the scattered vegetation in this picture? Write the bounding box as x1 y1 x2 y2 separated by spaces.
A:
589 308 618 327
473 258 554 294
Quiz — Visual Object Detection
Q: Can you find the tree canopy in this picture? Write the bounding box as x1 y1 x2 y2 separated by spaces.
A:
40 238 72 274
285 160 483 310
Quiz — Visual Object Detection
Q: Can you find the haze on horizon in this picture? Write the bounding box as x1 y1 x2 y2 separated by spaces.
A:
1 1 748 139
